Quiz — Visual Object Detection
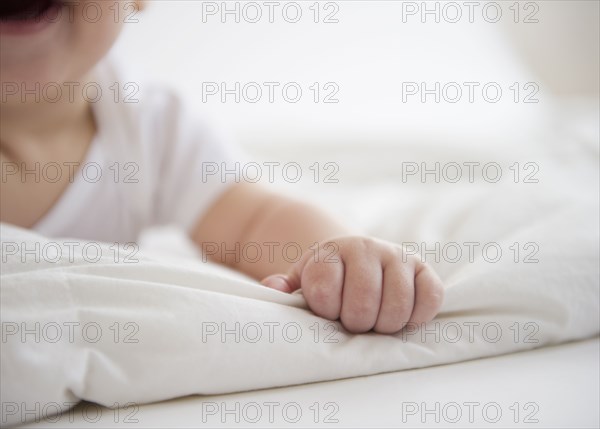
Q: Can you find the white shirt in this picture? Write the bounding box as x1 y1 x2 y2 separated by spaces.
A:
33 62 238 243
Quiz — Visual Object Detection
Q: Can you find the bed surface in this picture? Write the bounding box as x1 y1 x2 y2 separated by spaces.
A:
3 101 598 428
22 337 599 428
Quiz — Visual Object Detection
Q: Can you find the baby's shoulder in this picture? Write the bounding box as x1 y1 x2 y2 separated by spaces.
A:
93 60 218 153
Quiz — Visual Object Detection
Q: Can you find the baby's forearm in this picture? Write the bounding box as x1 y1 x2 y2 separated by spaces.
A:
237 197 350 279
193 183 351 279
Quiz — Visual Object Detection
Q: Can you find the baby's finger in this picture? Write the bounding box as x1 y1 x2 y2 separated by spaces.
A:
374 257 415 334
408 261 445 326
260 274 297 294
340 253 383 333
301 255 345 321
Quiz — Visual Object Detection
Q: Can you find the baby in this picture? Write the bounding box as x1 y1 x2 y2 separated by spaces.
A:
0 0 444 334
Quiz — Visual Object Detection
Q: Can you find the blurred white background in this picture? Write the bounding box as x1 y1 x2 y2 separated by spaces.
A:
109 1 599 157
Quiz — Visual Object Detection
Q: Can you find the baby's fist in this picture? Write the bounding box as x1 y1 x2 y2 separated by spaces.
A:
261 237 444 334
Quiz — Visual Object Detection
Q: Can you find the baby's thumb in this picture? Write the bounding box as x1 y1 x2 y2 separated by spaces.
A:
260 274 300 294
261 252 309 293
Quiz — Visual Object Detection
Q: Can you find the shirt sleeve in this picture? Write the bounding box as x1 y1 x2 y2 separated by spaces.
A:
147 90 244 234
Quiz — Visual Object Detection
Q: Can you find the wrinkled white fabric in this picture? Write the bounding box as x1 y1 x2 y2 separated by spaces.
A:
1 170 598 426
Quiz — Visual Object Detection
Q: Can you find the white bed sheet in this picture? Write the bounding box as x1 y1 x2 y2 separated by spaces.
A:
21 337 599 428
3 99 598 428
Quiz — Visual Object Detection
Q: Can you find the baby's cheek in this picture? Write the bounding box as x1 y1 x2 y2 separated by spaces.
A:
301 259 344 320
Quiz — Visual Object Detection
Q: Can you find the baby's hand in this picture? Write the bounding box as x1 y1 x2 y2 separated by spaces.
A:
261 237 444 334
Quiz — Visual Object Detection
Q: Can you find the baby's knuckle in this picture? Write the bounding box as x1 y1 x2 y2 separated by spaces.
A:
341 236 377 255
310 258 336 276
394 246 417 265
305 281 334 307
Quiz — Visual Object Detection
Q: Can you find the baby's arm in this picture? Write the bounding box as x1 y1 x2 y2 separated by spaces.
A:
192 183 444 334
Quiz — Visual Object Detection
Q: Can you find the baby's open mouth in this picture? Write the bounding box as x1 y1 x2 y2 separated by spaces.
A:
0 0 63 21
